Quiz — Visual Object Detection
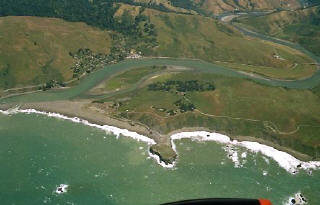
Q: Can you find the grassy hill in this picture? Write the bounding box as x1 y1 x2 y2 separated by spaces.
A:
190 0 302 15
0 16 111 90
238 5 320 56
133 0 303 15
134 0 303 15
138 7 316 79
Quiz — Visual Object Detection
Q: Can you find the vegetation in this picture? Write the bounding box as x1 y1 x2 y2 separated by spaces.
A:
174 98 196 113
147 79 214 113
171 0 302 15
214 61 317 80
69 48 114 78
97 70 320 159
142 8 316 79
130 0 303 16
40 80 66 91
148 80 215 92
311 84 320 98
0 5 157 90
0 0 117 32
112 4 159 54
238 5 320 56
150 144 177 164
0 16 111 90
0 0 159 58
90 65 166 94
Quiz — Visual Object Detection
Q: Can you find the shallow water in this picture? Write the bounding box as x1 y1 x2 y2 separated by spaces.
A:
0 113 319 205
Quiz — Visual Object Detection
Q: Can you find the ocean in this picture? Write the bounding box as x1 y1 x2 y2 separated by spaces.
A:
0 112 319 205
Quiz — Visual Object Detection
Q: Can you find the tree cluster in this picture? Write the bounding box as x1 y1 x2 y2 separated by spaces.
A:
40 80 65 91
174 99 196 112
69 48 118 78
148 80 215 92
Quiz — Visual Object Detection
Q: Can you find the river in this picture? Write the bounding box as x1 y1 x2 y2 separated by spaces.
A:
1 57 320 105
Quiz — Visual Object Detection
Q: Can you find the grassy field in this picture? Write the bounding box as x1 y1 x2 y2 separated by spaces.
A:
103 66 166 91
238 5 320 56
215 61 316 80
95 67 320 159
0 16 112 90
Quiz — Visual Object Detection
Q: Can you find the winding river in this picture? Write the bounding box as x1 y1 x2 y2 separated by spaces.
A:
1 56 320 105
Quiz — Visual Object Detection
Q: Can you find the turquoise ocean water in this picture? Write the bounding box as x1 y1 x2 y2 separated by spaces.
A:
0 113 319 205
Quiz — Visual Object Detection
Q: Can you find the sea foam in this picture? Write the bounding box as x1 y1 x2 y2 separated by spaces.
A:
1 108 320 174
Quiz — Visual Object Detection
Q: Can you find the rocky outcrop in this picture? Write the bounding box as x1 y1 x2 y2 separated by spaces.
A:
150 143 177 165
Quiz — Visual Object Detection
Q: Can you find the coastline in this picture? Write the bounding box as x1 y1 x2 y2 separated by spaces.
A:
165 128 313 162
1 101 320 174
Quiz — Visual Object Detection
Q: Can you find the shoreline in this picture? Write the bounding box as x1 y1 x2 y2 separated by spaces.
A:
0 101 312 161
165 128 313 162
1 101 320 174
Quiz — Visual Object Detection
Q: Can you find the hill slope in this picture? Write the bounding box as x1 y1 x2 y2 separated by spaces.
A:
133 0 303 15
238 5 320 56
182 0 302 15
0 16 111 89
138 7 316 79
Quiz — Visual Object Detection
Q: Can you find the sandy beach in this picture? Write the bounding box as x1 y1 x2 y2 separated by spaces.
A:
0 100 167 144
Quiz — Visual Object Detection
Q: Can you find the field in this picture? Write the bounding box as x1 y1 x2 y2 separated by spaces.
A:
0 16 112 90
215 60 316 80
238 5 320 56
99 66 165 92
90 66 320 159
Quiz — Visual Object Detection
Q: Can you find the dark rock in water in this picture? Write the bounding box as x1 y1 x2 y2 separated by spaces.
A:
150 144 177 165
291 198 296 204
207 134 210 137
297 164 302 168
56 184 68 194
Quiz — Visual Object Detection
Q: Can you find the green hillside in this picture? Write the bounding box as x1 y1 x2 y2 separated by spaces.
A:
238 5 320 56
132 0 303 15
140 7 316 79
0 16 111 90
171 0 302 15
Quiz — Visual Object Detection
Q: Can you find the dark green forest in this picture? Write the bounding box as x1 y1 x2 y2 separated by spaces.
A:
0 0 116 29
0 0 158 36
